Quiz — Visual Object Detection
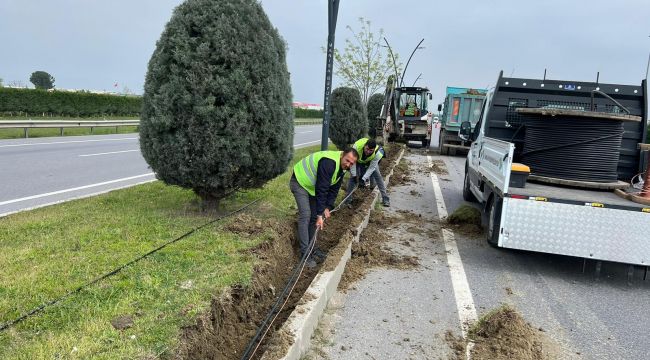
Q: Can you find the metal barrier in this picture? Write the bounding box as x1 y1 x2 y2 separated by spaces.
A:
0 118 321 138
0 120 140 138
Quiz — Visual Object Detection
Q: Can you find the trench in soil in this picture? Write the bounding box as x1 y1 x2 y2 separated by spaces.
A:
175 146 403 360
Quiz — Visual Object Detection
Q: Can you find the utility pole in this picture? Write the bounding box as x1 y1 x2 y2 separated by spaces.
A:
320 0 340 151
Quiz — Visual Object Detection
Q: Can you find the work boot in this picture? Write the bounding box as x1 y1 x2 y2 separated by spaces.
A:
305 258 317 269
382 197 391 207
312 248 327 262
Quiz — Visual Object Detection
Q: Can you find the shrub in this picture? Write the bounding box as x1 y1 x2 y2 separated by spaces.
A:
366 93 384 137
0 88 141 117
329 87 366 149
294 108 323 119
139 0 293 207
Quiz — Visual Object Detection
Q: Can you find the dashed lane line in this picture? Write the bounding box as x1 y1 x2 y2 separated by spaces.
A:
427 155 478 359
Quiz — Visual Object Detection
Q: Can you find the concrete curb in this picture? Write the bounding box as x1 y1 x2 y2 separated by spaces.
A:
263 147 406 360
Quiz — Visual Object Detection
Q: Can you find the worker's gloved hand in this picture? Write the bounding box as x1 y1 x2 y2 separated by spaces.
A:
323 208 331 219
316 216 325 230
363 178 371 188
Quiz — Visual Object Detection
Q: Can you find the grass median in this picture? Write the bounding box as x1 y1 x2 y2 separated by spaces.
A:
0 145 324 359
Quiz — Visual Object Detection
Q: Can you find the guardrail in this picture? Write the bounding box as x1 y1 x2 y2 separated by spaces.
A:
0 118 322 138
0 120 140 138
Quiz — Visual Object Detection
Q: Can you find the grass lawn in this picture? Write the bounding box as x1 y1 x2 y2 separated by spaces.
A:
0 126 139 139
0 145 323 359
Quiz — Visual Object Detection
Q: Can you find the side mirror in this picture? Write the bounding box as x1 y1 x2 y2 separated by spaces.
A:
428 93 432 100
459 121 472 141
437 104 442 112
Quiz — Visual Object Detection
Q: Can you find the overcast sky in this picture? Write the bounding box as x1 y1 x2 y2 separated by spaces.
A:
1 0 649 104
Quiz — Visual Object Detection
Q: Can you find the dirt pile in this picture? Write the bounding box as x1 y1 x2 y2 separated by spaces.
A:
445 205 484 237
338 211 420 291
469 306 559 360
389 159 415 186
176 218 297 360
427 159 449 175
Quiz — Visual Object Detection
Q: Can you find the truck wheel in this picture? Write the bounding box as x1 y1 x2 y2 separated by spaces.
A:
439 130 449 155
486 195 503 247
463 171 477 203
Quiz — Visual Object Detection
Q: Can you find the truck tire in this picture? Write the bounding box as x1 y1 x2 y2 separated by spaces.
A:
486 195 503 247
439 130 449 155
463 171 477 203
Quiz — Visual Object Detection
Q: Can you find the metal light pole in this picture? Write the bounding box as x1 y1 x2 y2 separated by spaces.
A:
382 37 400 86
320 0 341 151
399 38 424 87
412 73 422 86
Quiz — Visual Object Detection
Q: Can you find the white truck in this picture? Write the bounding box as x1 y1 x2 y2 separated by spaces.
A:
460 72 650 271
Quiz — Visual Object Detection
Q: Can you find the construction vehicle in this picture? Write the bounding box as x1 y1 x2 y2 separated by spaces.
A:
461 71 650 271
376 75 433 148
437 87 487 155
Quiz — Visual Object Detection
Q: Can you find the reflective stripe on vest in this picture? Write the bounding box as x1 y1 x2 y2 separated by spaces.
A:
354 138 378 165
293 150 343 196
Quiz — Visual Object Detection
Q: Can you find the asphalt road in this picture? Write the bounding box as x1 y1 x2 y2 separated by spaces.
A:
308 146 650 359
0 125 322 216
435 150 650 359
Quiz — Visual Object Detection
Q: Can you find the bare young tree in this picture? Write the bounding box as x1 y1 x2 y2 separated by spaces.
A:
330 18 400 105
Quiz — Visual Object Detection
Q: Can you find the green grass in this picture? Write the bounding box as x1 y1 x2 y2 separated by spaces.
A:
0 145 322 359
0 126 139 139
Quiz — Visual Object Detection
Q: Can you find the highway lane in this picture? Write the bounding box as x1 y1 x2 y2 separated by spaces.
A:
431 151 650 359
0 125 322 216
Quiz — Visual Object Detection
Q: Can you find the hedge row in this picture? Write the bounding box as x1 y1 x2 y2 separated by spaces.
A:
294 108 323 118
0 87 141 117
0 87 323 119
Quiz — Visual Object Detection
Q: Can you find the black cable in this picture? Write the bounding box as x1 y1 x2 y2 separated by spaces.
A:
522 117 625 183
240 187 358 360
0 198 260 332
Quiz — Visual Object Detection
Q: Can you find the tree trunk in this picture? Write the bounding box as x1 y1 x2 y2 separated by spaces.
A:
193 188 222 211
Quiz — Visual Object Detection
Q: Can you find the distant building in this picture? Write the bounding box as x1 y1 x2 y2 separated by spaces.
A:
292 101 323 111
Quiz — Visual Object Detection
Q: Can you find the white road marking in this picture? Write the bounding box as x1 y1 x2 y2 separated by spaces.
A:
427 155 477 358
0 137 138 148
0 178 157 218
0 173 155 206
79 149 139 157
294 140 320 148
295 130 314 134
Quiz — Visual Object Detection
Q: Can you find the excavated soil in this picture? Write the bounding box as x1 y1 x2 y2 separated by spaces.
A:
176 145 404 360
445 205 485 237
446 306 561 360
338 211 420 292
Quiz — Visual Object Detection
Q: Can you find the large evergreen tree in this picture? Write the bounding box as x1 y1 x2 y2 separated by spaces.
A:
140 0 293 207
29 71 55 89
366 93 384 137
329 87 366 149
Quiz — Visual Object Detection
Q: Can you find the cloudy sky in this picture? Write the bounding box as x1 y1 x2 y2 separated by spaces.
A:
1 0 649 104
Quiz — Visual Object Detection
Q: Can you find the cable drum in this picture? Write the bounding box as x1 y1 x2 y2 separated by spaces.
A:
521 116 625 183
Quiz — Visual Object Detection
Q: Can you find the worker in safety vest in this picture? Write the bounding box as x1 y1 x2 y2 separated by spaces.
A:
345 138 390 207
290 148 359 268
405 99 417 116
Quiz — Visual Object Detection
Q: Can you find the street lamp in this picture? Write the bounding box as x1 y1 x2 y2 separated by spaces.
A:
400 38 425 87
320 0 341 151
382 37 400 86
